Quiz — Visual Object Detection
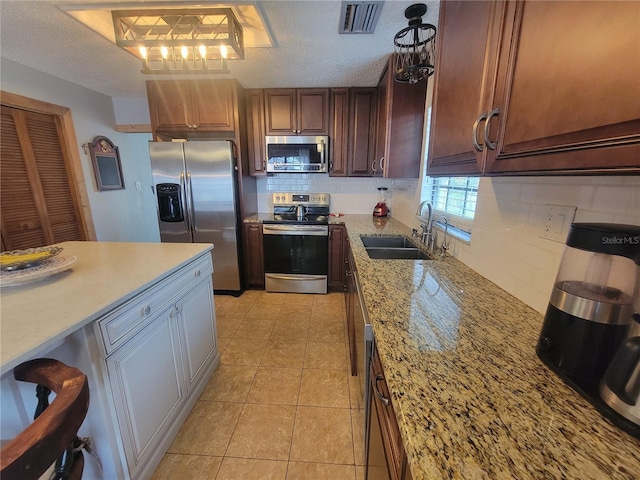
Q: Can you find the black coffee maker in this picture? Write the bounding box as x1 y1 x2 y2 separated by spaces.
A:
536 223 640 437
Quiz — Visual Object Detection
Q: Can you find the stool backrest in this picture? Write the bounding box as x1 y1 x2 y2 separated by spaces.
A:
0 358 89 480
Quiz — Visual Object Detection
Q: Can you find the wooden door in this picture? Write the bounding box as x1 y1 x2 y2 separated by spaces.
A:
485 0 640 174
330 88 349 176
106 308 184 475
191 80 235 131
243 223 264 287
348 88 378 176
328 224 347 289
176 277 216 394
264 89 296 135
146 81 191 130
427 0 502 176
382 62 428 178
1 105 89 250
245 89 267 175
374 67 389 177
297 89 329 134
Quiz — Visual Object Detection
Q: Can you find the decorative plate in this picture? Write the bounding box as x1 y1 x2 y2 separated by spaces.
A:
0 246 63 272
0 255 77 287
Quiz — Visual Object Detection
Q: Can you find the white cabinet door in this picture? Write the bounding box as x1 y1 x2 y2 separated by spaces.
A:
106 306 184 474
176 278 217 394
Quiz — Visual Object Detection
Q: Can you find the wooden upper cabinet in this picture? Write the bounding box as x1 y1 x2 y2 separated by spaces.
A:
329 88 349 176
427 0 501 176
245 89 267 175
427 0 640 177
190 81 234 131
146 80 235 134
375 55 428 178
348 88 378 176
264 88 329 135
485 0 640 174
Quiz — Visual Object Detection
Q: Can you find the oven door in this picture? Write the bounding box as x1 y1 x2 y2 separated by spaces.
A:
262 224 328 294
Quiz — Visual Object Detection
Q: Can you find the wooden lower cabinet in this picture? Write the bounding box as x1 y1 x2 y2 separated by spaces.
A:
328 224 348 290
243 223 264 288
369 343 412 480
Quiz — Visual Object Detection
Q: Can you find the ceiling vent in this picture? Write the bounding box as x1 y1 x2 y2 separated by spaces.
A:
339 1 384 34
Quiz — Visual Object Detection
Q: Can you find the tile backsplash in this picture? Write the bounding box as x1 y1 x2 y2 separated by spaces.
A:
445 176 640 314
256 174 418 216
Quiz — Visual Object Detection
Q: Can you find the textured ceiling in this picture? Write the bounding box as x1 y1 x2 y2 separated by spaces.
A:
0 0 440 99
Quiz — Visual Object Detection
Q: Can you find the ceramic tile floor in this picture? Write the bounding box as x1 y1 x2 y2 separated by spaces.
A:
151 291 366 480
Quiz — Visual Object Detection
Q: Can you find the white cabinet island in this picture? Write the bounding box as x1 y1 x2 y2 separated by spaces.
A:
0 241 219 480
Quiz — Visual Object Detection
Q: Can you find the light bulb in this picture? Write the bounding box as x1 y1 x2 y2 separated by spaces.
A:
198 45 207 58
181 46 188 60
139 46 148 59
160 46 168 59
220 45 228 59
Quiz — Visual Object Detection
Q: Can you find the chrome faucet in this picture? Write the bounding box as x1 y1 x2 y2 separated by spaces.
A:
416 201 434 247
433 215 450 257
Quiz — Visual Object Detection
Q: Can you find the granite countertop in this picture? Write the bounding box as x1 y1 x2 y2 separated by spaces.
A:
0 241 212 375
339 215 640 480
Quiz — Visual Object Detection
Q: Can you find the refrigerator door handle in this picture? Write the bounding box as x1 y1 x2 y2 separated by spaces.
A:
186 170 196 238
180 171 192 235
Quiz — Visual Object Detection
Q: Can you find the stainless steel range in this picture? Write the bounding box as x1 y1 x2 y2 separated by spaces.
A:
263 193 330 294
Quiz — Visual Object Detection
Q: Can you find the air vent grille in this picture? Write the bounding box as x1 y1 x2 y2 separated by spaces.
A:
339 1 384 34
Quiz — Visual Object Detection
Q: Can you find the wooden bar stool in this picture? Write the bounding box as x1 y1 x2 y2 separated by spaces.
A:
0 358 89 480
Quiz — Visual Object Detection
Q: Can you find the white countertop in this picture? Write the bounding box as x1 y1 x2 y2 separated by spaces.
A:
0 241 212 375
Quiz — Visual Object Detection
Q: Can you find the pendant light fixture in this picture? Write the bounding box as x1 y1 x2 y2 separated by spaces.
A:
393 3 436 83
112 8 244 74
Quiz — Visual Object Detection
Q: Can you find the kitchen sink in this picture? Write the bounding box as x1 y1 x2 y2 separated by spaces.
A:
360 235 431 260
360 235 418 248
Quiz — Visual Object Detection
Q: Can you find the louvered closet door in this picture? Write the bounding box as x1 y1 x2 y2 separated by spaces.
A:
1 106 85 250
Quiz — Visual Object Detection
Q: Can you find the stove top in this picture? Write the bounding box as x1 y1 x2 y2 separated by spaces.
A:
267 192 330 225
264 214 329 225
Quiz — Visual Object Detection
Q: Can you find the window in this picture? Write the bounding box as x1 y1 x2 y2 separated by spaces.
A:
420 176 480 238
431 177 479 220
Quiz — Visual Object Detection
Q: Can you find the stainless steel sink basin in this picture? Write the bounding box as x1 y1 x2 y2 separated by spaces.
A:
360 235 431 260
360 235 418 248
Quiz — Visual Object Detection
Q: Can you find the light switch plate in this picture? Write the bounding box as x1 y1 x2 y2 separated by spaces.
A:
539 205 577 243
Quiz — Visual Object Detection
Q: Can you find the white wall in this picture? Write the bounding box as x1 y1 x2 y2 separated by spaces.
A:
1 58 160 242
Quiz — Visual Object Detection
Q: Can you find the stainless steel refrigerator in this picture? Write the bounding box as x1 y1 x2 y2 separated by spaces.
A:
150 140 242 293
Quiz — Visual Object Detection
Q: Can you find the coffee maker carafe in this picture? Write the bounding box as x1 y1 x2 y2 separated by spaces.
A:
536 223 640 437
600 253 640 434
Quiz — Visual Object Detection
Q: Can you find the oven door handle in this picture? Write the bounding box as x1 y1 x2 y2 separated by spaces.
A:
262 225 328 236
265 274 325 281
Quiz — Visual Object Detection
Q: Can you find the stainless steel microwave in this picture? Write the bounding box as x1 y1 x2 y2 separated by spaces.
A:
265 135 328 173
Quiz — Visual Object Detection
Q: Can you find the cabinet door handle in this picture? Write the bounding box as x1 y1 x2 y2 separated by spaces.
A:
371 160 377 173
141 305 151 316
380 157 385 172
484 107 500 150
472 112 489 152
374 374 390 406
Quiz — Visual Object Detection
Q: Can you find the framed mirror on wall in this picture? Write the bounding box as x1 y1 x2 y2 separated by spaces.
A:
88 136 125 190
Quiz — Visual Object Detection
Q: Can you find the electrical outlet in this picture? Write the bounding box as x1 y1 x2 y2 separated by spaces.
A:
135 181 141 191
539 205 576 243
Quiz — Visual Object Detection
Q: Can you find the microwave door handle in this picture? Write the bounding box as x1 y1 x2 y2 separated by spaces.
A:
319 139 326 171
